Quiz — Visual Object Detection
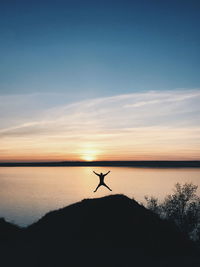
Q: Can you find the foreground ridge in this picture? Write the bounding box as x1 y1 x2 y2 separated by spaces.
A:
1 194 199 267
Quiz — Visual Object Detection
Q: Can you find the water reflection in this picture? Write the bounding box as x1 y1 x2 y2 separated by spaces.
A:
0 167 200 226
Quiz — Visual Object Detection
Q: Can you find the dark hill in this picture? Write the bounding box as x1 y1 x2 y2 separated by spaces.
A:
27 194 192 252
0 218 21 241
1 195 200 267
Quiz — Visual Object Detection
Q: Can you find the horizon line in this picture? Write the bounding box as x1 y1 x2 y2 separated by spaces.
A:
0 160 199 168
0 159 200 163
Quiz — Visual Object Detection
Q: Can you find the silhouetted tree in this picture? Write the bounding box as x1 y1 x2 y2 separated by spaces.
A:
144 195 161 214
144 183 200 242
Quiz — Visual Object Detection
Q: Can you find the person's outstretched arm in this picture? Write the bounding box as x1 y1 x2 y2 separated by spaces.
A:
93 171 100 176
104 171 110 176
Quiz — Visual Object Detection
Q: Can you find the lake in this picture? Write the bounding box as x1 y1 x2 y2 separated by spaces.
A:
0 167 200 226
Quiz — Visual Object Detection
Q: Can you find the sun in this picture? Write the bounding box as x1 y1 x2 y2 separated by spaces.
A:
81 149 99 161
83 155 96 161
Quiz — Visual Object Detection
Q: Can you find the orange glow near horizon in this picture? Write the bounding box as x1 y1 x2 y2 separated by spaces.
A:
0 133 200 162
0 149 199 162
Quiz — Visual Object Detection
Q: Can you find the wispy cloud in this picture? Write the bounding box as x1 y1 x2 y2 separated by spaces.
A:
0 89 199 161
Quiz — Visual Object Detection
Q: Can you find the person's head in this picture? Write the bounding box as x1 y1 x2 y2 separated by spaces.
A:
100 172 103 175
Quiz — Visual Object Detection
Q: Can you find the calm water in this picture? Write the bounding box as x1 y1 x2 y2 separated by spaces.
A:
0 167 200 226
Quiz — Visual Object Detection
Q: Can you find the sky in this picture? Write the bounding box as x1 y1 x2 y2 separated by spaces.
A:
0 0 200 161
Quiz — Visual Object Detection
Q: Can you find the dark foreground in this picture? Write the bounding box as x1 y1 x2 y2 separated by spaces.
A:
1 195 200 267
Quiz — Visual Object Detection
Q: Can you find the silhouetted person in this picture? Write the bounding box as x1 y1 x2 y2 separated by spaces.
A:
93 171 112 192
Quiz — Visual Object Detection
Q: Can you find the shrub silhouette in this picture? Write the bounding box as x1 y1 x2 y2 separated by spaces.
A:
144 182 200 242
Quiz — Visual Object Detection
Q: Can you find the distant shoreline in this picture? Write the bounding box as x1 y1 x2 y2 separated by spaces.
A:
0 161 200 168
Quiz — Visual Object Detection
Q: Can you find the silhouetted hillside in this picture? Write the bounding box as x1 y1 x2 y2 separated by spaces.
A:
27 195 193 252
0 218 21 241
1 195 200 267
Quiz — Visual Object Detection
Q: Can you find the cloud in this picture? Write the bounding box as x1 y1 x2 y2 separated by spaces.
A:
0 89 200 161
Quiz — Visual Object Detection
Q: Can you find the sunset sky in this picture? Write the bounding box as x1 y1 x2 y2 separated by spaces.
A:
0 0 200 162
